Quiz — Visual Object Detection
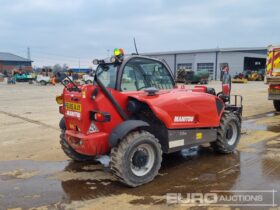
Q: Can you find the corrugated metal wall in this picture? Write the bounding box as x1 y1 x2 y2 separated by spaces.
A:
146 50 266 80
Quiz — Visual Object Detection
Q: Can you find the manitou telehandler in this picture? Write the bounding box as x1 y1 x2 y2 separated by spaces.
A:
56 49 242 187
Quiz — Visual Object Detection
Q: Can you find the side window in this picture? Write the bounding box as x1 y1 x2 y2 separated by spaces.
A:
96 64 118 88
121 65 146 91
121 58 174 91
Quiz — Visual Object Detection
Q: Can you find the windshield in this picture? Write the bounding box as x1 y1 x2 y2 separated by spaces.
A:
96 64 119 88
121 58 174 91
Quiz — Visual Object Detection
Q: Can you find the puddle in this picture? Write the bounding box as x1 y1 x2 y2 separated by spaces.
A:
1 112 280 209
242 111 280 132
0 143 280 209
0 161 67 209
242 119 280 132
243 111 279 121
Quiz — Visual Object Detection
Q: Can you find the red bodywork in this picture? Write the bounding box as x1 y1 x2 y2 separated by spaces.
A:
60 84 224 156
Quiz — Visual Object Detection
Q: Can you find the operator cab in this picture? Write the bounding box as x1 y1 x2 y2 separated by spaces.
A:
93 49 175 92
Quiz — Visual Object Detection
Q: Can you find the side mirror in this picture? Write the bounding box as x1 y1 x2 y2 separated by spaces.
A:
93 59 99 65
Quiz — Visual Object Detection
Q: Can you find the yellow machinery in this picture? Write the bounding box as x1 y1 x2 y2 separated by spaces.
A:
232 78 248 83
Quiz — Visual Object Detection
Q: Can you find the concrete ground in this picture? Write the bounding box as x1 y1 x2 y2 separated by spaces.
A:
0 81 280 210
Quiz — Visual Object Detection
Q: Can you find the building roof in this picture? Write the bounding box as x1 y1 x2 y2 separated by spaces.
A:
143 47 267 56
69 68 92 73
0 52 32 62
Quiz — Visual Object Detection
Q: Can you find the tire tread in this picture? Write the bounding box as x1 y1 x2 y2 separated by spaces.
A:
211 112 241 154
110 130 162 187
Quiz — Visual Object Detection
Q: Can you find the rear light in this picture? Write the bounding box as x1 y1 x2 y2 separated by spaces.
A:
95 112 105 121
89 111 111 122
88 122 99 134
270 85 280 90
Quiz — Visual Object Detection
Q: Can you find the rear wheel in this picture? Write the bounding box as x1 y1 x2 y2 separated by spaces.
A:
63 80 69 85
110 130 162 187
40 80 47 86
273 100 280 111
60 134 94 162
59 118 93 162
211 113 241 153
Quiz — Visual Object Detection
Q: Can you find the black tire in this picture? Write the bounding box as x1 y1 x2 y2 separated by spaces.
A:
211 112 241 154
110 130 162 187
273 100 280 111
59 118 94 162
40 80 47 86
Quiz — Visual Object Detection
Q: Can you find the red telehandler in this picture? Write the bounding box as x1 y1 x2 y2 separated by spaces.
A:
56 49 242 187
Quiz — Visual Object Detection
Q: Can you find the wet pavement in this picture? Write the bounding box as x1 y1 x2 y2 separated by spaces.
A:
1 112 280 209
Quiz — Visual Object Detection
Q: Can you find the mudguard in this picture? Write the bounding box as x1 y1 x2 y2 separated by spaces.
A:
109 120 149 147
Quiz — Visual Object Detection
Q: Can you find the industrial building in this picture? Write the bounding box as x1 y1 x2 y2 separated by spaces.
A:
144 47 267 80
69 68 93 74
0 52 32 74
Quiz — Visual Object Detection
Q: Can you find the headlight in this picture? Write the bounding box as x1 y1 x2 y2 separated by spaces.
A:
56 95 63 104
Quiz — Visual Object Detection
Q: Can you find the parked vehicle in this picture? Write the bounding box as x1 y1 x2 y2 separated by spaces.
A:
56 49 242 187
176 69 209 84
232 72 248 83
62 76 73 85
7 76 16 84
0 73 5 82
14 72 35 82
36 68 53 85
36 75 51 85
265 45 280 111
55 72 67 83
246 70 264 81
82 74 94 84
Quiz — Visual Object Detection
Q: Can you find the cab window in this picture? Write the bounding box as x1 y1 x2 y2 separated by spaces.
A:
120 58 174 91
96 64 118 88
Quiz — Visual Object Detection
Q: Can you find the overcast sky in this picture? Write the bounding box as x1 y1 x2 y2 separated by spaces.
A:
0 0 279 67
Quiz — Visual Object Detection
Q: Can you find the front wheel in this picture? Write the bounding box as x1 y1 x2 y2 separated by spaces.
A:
211 113 241 153
273 100 280 111
110 130 162 187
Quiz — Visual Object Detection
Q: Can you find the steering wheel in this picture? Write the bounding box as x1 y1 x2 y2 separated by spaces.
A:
217 92 223 97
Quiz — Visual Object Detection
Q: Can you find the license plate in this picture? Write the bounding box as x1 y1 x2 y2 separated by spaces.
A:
269 89 280 94
65 102 82 112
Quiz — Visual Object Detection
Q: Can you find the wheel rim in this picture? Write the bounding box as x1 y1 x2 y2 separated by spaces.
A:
130 143 155 177
226 121 238 146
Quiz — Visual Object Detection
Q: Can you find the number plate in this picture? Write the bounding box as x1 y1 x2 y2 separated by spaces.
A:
65 102 82 112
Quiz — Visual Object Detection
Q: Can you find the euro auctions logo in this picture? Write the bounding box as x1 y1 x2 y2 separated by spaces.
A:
167 193 218 205
166 190 277 207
